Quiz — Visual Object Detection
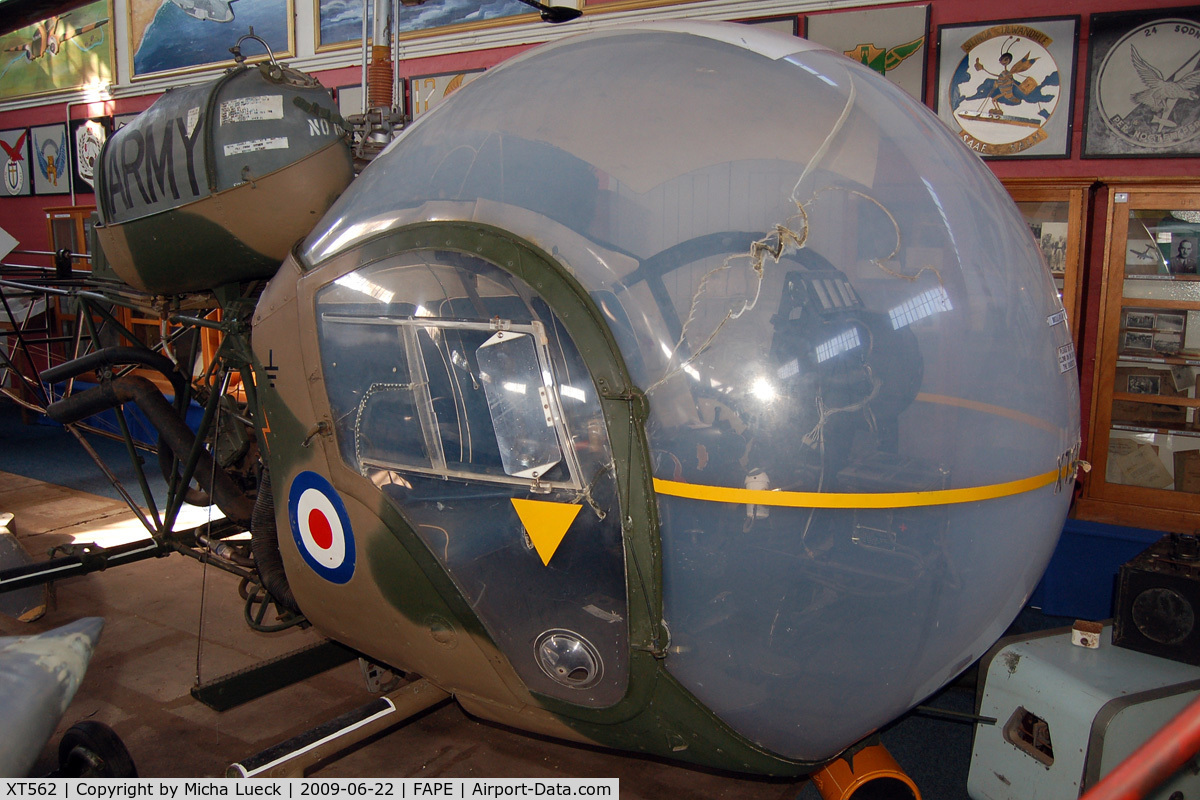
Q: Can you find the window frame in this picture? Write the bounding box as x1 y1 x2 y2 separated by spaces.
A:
321 312 586 491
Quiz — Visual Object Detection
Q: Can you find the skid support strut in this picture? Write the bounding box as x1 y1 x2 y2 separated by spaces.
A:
227 679 451 778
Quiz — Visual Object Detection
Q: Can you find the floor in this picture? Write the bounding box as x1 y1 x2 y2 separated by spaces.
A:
0 408 984 796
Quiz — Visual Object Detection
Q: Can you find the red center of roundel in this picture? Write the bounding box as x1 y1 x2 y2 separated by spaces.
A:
307 508 334 550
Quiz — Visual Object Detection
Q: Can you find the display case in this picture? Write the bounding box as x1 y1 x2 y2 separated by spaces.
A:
1001 178 1093 352
1079 184 1200 532
44 205 95 270
43 206 96 365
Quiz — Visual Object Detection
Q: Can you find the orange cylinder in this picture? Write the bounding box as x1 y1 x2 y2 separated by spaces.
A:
367 43 392 109
809 743 921 800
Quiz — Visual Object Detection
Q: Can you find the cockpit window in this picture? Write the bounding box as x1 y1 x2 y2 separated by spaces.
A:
476 329 564 480
315 252 589 490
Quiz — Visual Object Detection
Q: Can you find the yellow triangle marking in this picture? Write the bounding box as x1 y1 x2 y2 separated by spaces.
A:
511 498 582 566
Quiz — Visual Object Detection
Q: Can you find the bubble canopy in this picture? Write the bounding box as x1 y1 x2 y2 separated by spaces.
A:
301 23 1080 762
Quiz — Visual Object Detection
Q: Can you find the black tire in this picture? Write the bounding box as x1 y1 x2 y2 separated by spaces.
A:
57 721 138 778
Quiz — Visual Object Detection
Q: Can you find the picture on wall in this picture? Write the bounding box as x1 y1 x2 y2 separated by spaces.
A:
936 16 1078 158
410 70 484 118
69 117 111 194
129 0 293 79
29 124 69 195
740 16 797 37
0 0 113 101
805 5 928 101
335 84 363 118
318 0 538 50
1034 220 1069 275
1171 236 1199 275
316 0 372 51
1084 7 1200 157
1 129 33 197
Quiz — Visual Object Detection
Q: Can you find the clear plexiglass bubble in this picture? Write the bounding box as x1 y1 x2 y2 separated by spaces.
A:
302 22 1080 761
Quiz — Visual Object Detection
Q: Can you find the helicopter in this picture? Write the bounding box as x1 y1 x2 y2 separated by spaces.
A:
0 16 1079 790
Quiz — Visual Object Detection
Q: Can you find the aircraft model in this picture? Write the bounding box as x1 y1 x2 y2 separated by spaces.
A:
0 20 1079 788
4 15 108 61
166 0 235 24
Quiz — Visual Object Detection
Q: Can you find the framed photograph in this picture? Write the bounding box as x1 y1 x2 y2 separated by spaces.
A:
1154 331 1184 355
1126 231 1169 275
0 0 114 101
740 16 798 36
1037 220 1069 274
1 129 33 197
1123 330 1155 352
1084 7 1200 157
29 124 69 195
129 0 293 79
805 5 928 101
410 70 484 118
1127 374 1161 395
1169 237 1199 275
1116 365 1183 398
69 117 110 195
1124 310 1156 330
936 16 1078 158
1157 312 1187 334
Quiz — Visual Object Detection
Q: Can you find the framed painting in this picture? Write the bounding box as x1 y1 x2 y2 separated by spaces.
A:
129 0 294 79
410 70 484 118
1084 8 1200 157
317 0 542 51
739 16 798 37
29 124 69 196
805 5 928 102
936 16 1078 159
1 129 33 197
69 117 111 194
0 0 114 101
316 0 373 51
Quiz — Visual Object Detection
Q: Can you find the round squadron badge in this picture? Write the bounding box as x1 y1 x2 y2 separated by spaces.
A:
288 471 356 584
74 123 104 190
1095 19 1200 152
948 25 1062 156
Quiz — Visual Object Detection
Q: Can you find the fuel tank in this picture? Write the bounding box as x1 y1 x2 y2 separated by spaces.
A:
94 62 352 294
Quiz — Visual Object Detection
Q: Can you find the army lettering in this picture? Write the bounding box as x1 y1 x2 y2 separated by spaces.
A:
176 115 203 197
144 126 178 202
105 112 203 213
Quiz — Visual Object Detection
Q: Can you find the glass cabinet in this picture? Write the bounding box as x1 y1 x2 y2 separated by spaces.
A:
1081 184 1200 532
1001 178 1092 352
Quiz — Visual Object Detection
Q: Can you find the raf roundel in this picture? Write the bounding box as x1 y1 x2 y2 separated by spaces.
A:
288 471 355 584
